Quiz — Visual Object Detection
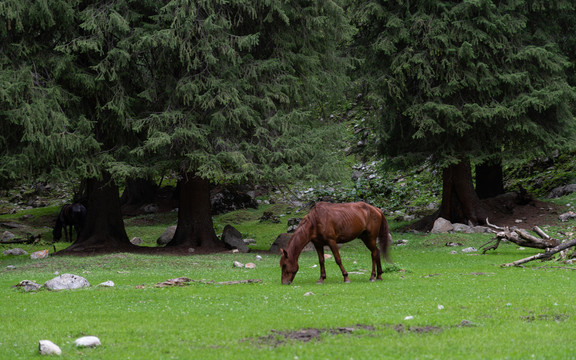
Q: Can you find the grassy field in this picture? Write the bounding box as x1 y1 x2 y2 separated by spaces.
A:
2 205 576 360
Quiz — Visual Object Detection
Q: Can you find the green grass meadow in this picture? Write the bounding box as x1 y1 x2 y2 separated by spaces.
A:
2 203 576 359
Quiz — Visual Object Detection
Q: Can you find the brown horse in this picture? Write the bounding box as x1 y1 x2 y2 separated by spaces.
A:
280 202 391 285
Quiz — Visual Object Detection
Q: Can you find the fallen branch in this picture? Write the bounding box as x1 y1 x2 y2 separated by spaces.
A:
481 219 561 254
501 239 576 267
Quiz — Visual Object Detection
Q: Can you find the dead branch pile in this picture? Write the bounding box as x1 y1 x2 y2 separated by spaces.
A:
480 219 576 267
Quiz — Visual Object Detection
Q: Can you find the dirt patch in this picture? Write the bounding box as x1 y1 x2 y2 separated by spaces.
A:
248 325 376 347
521 313 569 322
392 324 443 334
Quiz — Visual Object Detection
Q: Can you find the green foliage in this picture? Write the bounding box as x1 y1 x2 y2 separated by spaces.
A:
351 0 576 168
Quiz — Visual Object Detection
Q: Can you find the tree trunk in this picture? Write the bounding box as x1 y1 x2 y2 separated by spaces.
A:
166 173 225 250
475 159 505 199
57 172 135 253
439 159 488 225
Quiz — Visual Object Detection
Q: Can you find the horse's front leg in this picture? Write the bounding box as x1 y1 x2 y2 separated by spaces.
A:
328 241 349 283
313 242 326 284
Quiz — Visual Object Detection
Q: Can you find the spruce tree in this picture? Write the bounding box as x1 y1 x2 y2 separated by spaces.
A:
351 0 576 226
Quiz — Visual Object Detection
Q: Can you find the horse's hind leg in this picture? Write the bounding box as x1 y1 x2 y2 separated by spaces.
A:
362 237 383 281
328 240 350 283
313 242 327 284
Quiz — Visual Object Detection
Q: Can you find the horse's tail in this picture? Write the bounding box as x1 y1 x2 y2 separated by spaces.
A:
379 211 392 263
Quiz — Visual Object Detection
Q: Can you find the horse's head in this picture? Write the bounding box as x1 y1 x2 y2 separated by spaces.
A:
280 249 299 285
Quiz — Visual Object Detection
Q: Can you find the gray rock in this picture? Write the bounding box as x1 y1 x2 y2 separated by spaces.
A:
15 280 42 292
74 336 101 347
97 281 115 287
559 211 576 222
130 237 143 245
141 203 159 214
461 247 477 253
471 226 491 233
1 231 16 242
44 273 90 290
548 184 576 198
269 233 313 254
452 223 472 233
157 225 177 245
431 217 454 234
39 340 62 355
3 248 28 256
222 225 250 253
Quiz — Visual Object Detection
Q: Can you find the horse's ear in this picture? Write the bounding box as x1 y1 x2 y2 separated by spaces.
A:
281 248 289 259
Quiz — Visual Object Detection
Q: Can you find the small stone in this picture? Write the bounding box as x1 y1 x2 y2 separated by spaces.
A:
437 304 444 310
244 262 256 269
324 254 332 259
461 247 477 253
1 231 16 242
255 255 263 261
130 237 143 245
98 281 115 287
6 265 16 270
39 340 62 355
30 249 49 259
404 315 414 320
74 336 101 347
15 280 42 292
233 261 244 268
304 292 315 296
188 248 195 253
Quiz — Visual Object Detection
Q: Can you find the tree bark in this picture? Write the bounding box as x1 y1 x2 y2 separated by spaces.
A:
475 159 505 199
439 159 488 225
57 172 135 253
166 173 225 250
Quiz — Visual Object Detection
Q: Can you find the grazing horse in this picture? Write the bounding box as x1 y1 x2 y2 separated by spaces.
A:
280 202 391 285
52 203 87 242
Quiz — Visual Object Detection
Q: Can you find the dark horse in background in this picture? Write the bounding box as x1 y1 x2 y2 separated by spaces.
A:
53 203 87 242
280 202 392 285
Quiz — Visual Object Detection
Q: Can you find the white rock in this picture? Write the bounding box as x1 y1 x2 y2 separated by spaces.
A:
244 262 256 269
255 255 263 261
74 336 101 347
44 273 90 290
39 340 62 355
404 315 414 320
437 304 444 310
15 280 42 292
97 281 115 287
130 237 143 245
233 261 244 268
30 249 49 259
461 247 477 253
304 292 315 296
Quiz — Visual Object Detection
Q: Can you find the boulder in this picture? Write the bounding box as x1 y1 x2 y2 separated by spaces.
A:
157 225 177 245
39 340 62 355
559 211 576 222
452 223 472 233
430 217 454 234
3 248 28 256
44 273 90 290
269 233 314 254
210 187 258 215
222 225 250 253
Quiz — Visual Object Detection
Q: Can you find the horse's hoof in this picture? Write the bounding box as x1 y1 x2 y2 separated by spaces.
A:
369 278 375 282
316 280 324 285
344 279 351 283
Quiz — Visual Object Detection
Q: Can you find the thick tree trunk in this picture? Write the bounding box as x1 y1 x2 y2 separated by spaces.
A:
475 159 505 199
439 159 488 225
57 172 135 253
166 173 225 250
